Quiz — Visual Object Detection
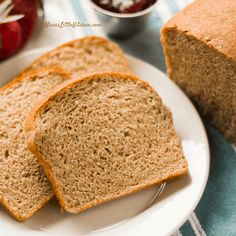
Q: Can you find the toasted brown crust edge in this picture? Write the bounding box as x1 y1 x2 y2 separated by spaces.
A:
25 72 188 213
0 67 71 221
0 66 70 92
160 26 236 77
19 36 131 76
0 193 54 222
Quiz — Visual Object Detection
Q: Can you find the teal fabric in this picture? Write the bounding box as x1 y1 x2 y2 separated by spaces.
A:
181 220 195 235
193 123 236 236
71 0 236 235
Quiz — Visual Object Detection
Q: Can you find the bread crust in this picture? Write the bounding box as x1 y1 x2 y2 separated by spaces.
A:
0 193 54 222
19 36 131 76
0 67 70 221
161 0 236 62
160 0 236 145
25 72 188 213
0 67 70 92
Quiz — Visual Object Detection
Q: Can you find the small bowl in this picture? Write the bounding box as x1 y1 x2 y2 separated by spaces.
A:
89 0 159 38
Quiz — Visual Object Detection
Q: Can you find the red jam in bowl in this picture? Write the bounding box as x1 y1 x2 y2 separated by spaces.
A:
92 0 157 14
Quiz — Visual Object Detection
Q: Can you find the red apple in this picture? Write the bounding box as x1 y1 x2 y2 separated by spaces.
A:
11 0 38 46
0 21 22 60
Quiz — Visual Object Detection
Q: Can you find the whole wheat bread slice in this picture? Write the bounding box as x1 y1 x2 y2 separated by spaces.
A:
0 68 70 221
26 72 188 213
21 36 131 78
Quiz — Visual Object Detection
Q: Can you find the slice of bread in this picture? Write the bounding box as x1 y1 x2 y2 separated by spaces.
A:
21 36 131 78
26 72 188 214
0 68 70 221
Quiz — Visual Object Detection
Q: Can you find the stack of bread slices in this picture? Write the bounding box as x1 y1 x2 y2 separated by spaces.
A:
0 36 187 221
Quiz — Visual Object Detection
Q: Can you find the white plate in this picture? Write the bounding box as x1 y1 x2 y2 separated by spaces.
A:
0 48 210 236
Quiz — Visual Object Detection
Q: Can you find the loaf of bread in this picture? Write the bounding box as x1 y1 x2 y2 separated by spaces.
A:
161 0 236 144
0 68 70 221
25 72 188 214
22 36 131 78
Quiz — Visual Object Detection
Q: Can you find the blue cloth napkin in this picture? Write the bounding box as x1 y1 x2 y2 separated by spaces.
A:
70 0 236 235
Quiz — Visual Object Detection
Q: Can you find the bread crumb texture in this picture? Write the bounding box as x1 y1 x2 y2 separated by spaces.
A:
161 0 236 144
0 69 68 221
27 36 131 78
32 73 187 212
